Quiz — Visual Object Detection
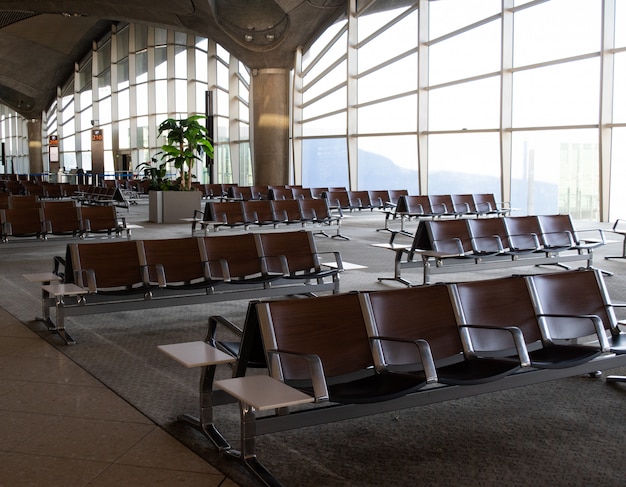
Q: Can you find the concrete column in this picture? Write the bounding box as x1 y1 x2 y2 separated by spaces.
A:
27 118 44 175
251 68 290 185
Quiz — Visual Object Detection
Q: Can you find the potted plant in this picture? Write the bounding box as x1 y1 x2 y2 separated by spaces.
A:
144 114 214 222
157 114 214 191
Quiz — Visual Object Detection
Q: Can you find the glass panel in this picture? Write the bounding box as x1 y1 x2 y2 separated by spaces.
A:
97 41 111 74
302 20 346 71
80 107 92 129
513 0 601 67
614 52 626 123
430 0 501 39
117 58 129 90
155 28 167 46
216 43 230 62
217 88 229 117
135 24 148 51
196 36 208 51
302 138 349 188
303 87 346 120
78 60 92 91
610 128 626 221
217 61 229 88
118 89 130 119
512 58 600 127
357 9 417 73
99 97 111 125
303 32 347 82
137 117 149 148
429 20 500 85
511 129 599 218
136 82 148 116
79 89 92 112
136 51 148 83
175 79 187 113
155 46 167 79
195 49 208 82
429 77 500 130
174 32 187 45
303 61 346 104
175 45 187 77
238 80 249 103
61 101 74 124
239 61 250 84
155 80 168 114
116 27 129 61
238 101 248 123
240 142 253 185
98 70 111 100
118 119 130 149
357 135 418 193
358 54 416 105
358 94 417 134
302 113 346 137
428 133 501 196
357 5 407 40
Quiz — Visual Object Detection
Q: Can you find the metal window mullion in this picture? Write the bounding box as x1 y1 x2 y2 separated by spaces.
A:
501 0 514 210
229 56 241 183
347 0 358 190
292 47 304 185
417 0 429 195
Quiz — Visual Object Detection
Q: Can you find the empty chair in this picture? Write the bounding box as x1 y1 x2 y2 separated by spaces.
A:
452 194 483 216
202 233 282 286
8 194 40 209
242 200 279 227
228 185 254 200
347 190 372 211
207 201 253 230
368 190 391 210
298 197 346 238
387 189 409 207
422 219 473 255
267 187 294 200
362 285 527 385
141 237 220 291
473 193 510 216
503 215 544 253
428 194 465 218
271 199 304 225
205 183 226 200
467 217 512 256
255 230 341 291
537 214 605 252
292 187 313 200
41 201 82 237
257 293 434 404
250 185 269 200
43 183 65 199
451 275 605 369
79 205 126 237
0 193 9 209
323 191 351 215
69 240 157 295
309 187 329 199
1 207 46 241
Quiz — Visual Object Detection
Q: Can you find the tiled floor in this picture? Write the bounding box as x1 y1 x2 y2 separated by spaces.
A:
0 307 239 487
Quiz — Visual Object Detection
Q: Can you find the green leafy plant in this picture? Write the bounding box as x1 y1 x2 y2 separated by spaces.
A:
157 115 214 191
135 156 172 191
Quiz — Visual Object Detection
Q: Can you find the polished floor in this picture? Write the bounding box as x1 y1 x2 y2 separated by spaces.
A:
0 305 238 486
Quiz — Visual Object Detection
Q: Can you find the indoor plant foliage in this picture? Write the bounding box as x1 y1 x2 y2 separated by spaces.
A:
156 114 214 191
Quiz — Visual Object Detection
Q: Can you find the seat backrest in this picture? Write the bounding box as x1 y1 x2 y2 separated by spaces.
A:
473 193 499 212
309 187 329 199
292 187 313 199
387 189 408 206
70 240 146 289
0 193 10 209
208 201 247 225
42 202 81 234
537 214 576 248
323 191 351 209
428 194 455 215
399 195 432 215
202 232 264 279
250 185 269 200
451 275 543 347
348 190 371 209
1 207 44 235
229 186 253 200
257 293 375 381
271 199 302 221
256 230 318 275
362 285 464 366
467 217 509 253
451 194 477 213
268 187 294 200
298 197 331 221
368 190 391 208
205 183 225 198
424 219 472 254
503 215 544 250
242 200 275 223
527 269 616 338
141 237 207 283
79 205 118 232
9 194 40 209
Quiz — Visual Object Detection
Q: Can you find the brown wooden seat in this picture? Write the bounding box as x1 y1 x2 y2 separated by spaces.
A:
292 187 313 200
502 215 544 253
473 193 510 216
255 230 341 292
466 217 512 256
422 219 474 255
367 190 391 210
8 194 40 209
207 201 253 230
141 237 220 291
347 190 372 211
242 200 280 227
69 240 157 296
537 214 605 252
257 292 434 404
267 187 294 200
452 275 604 369
452 193 484 216
322 190 351 215
0 207 46 241
362 285 527 385
79 205 127 237
428 194 466 218
41 201 82 237
270 199 304 225
202 233 282 286
298 197 345 238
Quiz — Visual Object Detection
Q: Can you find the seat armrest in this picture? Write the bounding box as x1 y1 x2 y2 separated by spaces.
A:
459 324 531 367
537 313 610 352
146 264 166 287
369 335 437 383
266 349 329 402
206 314 243 348
315 251 344 271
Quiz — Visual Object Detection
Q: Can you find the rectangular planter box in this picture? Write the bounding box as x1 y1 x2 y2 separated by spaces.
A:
149 190 202 223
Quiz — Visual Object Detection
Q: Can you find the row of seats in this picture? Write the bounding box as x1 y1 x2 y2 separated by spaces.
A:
0 202 129 242
206 269 625 485
377 214 605 285
193 198 348 239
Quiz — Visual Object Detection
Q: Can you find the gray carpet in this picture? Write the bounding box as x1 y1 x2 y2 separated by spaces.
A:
1 201 625 486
